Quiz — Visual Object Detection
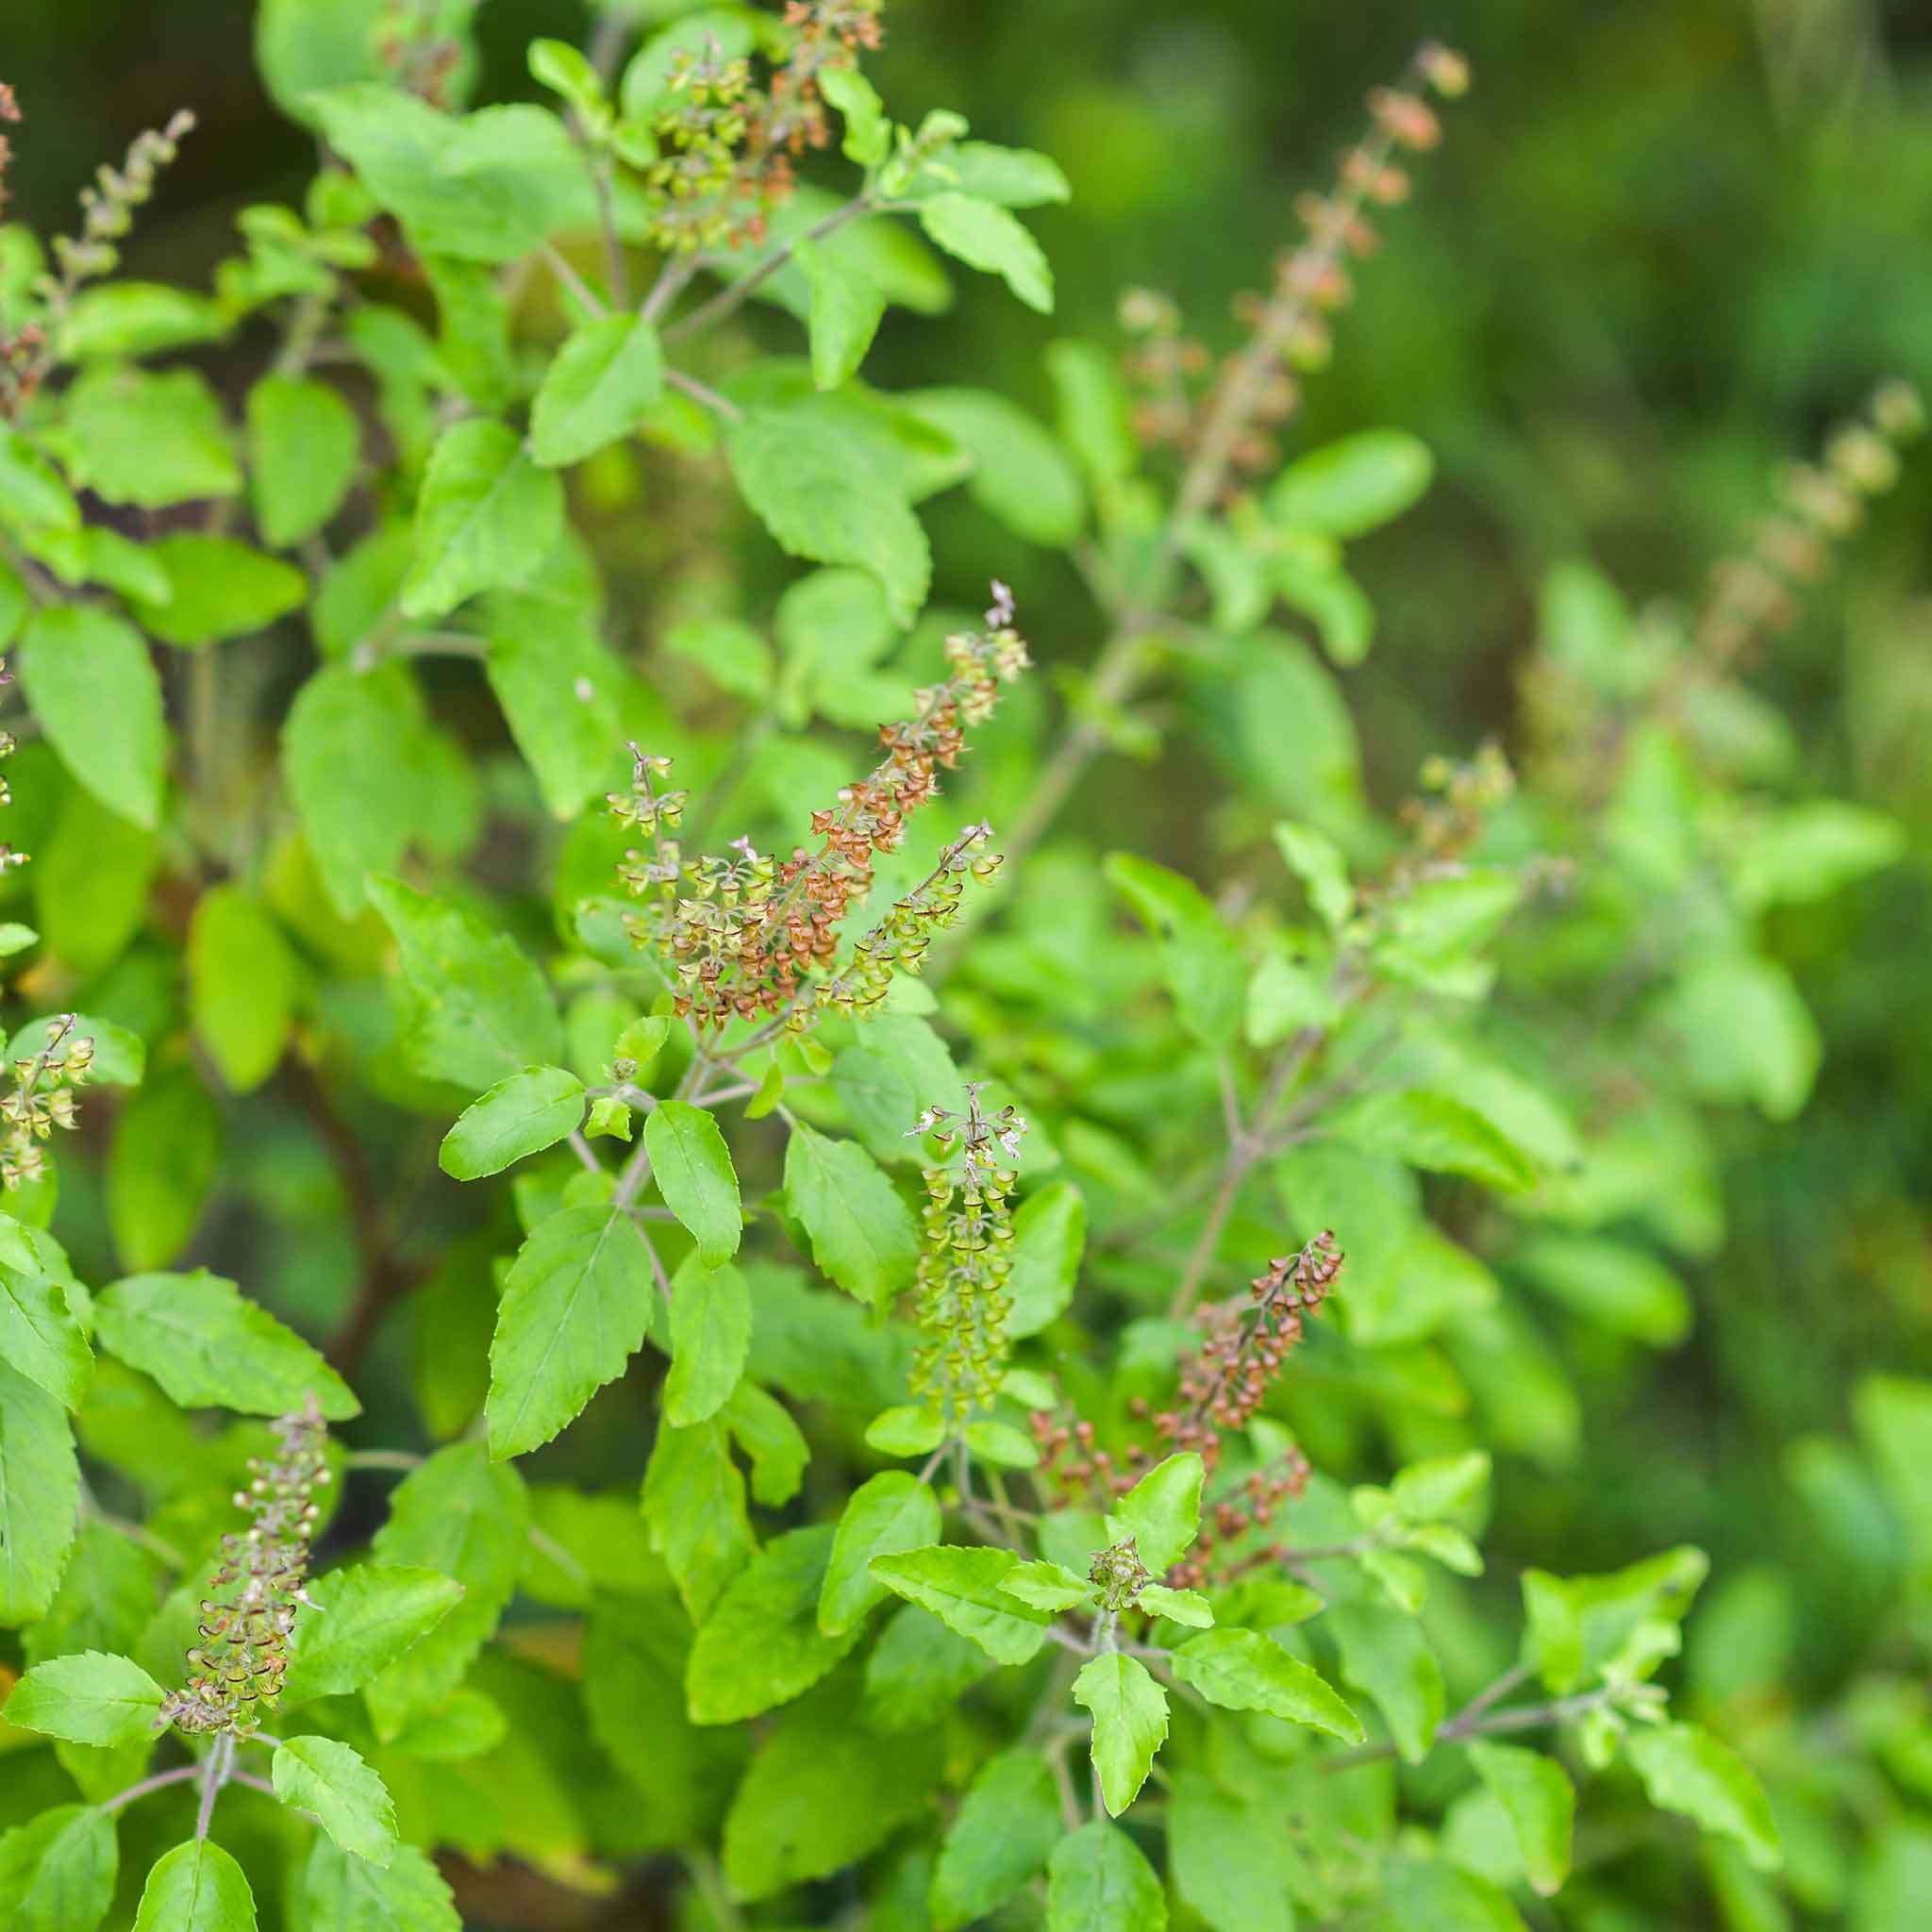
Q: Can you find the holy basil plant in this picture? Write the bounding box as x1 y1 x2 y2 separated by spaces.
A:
0 9 1922 1932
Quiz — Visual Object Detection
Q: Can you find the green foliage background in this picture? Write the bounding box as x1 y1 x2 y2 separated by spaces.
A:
0 0 1929 1926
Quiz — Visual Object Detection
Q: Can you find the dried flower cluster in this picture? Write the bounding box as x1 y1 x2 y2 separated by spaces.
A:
1693 378 1925 675
1169 1457 1314 1592
1131 44 1468 503
1 1015 92 1192
648 0 883 252
1153 1233 1341 1473
375 0 478 108
4 106 195 416
0 81 18 214
614 585 1028 1031
1385 742 1517 884
158 1399 329 1736
908 1083 1026 1420
1032 1235 1341 1554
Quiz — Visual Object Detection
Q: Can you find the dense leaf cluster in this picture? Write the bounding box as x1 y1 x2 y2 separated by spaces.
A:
0 6 1926 1931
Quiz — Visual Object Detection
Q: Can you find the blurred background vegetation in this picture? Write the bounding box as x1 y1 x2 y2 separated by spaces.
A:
5 0 1930 1918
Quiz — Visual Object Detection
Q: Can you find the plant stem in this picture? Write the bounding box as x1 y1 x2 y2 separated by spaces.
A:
541 241 608 318
662 193 874 342
98 1763 201 1813
1323 1676 1607 1774
666 366 743 423
342 1448 425 1474
1168 1025 1322 1318
193 1733 232 1840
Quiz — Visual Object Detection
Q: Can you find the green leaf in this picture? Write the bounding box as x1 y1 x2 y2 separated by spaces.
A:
935 141 1072 208
97 1083 199 1260
1045 339 1137 511
1509 1234 1692 1346
401 418 564 619
660 615 773 702
1649 953 1821 1122
440 1067 586 1180
273 1735 397 1866
17 608 165 829
819 64 888 165
721 1682 941 1902
1382 1860 1527 1931
1391 1450 1491 1523
783 1124 919 1307
642 1418 753 1623
279 1563 465 1707
796 236 887 391
1170 1628 1363 1741
685 1525 863 1724
1731 800 1907 911
1007 1179 1086 1337
999 1560 1095 1612
311 88 594 263
1334 1089 1538 1193
0 1357 77 1622
646 1101 742 1268
367 875 564 1091
918 193 1054 313
722 1382 809 1505
1104 854 1245 1047
1266 428 1434 537
830 1014 961 1165
726 408 931 628
1246 949 1339 1048
131 1840 256 1932
365 1442 527 1739
665 1256 752 1426
819 1471 942 1636
1169 1774 1291 1932
1274 549 1374 665
487 1205 657 1457
930 1747 1061 1929
63 283 225 360
582 1593 747 1848
1468 1739 1574 1895
283 662 439 916
865 1405 947 1457
904 386 1086 546
303 1839 460 1932
1328 1600 1443 1762
1626 1723 1781 1872
0 1803 118 1932
530 314 665 467
1137 1583 1213 1627
1073 1653 1169 1815
188 887 299 1093
1045 1821 1167 1932
247 374 361 547
1110 1451 1204 1573
1857 1375 1932 1582
49 364 239 509
130 535 307 648
868 1544 1054 1665
0 1220 91 1408
94 1271 358 1420
1519 1547 1707 1694
0 429 80 530
3 1650 164 1744
1271 820 1353 929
